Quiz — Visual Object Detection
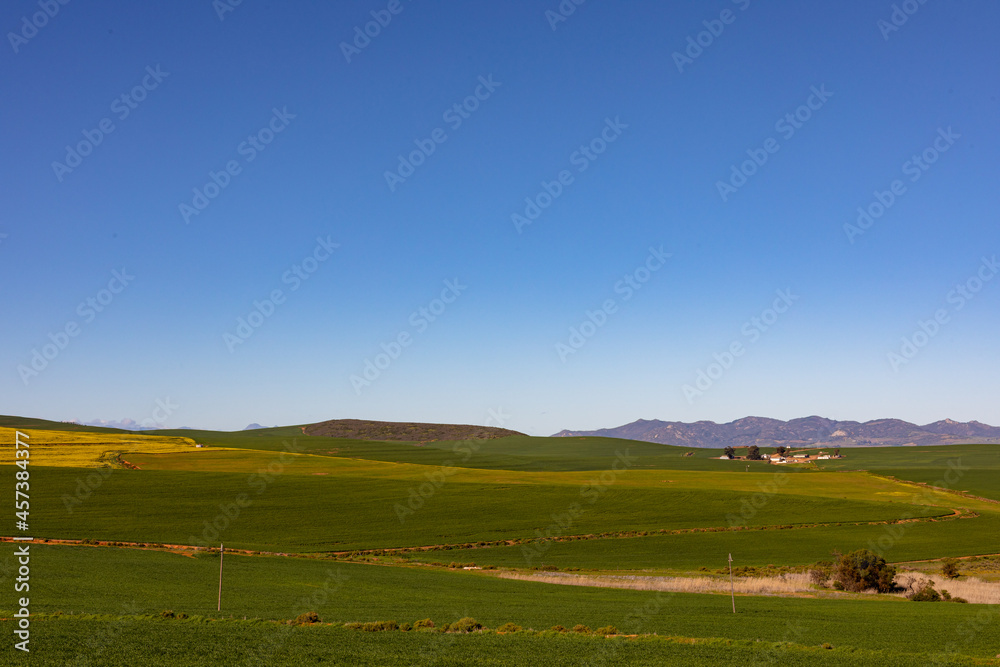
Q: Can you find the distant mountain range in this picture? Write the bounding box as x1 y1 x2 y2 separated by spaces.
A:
68 418 162 431
552 417 1000 448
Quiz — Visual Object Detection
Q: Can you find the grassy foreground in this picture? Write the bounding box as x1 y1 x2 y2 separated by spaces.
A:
6 545 1000 661
6 616 995 667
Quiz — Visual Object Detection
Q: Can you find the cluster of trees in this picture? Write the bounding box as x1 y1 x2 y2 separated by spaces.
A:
808 550 967 602
724 445 765 460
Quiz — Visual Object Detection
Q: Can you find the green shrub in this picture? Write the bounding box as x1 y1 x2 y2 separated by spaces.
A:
448 617 482 633
572 624 591 634
176 612 189 620
942 559 960 579
595 626 618 636
550 625 567 633
400 622 412 632
293 611 321 625
833 549 896 593
496 622 522 633
413 618 435 630
361 620 398 632
159 610 176 619
908 582 941 602
952 597 968 603
808 567 831 587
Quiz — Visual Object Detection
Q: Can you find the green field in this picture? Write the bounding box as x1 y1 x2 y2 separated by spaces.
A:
816 444 1000 502
434 513 1000 570
151 427 743 472
2 417 999 664
12 463 962 554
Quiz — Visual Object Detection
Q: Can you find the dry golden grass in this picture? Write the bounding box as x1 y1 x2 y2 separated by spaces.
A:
498 571 815 596
0 427 197 468
500 570 1000 604
894 572 1000 604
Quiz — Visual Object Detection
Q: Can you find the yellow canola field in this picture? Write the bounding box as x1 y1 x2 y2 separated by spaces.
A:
0 427 198 467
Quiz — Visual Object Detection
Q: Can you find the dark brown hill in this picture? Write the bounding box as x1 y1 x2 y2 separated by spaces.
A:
303 419 523 441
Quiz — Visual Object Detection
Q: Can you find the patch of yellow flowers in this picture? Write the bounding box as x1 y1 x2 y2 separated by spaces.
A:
0 427 197 467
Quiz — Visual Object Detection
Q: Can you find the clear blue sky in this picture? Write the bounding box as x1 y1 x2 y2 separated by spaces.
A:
2 1 998 435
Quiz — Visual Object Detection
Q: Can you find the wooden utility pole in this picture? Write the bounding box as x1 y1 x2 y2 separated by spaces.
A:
218 543 224 612
728 553 736 613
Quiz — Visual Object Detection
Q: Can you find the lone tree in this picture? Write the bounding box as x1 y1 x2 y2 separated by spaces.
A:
747 446 763 461
723 446 735 460
942 559 960 579
775 446 787 456
834 549 896 593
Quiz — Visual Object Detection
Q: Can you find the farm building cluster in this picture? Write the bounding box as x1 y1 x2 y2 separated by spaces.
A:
718 448 844 463
766 452 837 463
